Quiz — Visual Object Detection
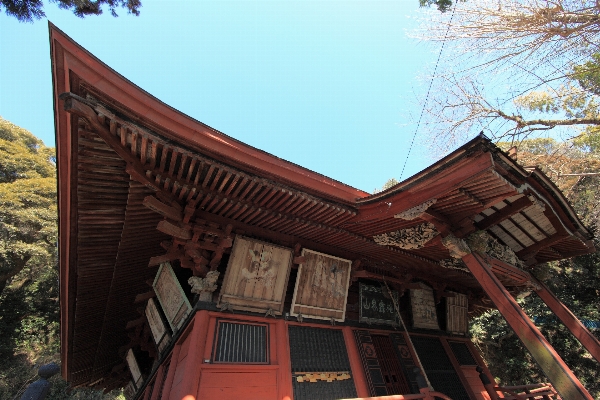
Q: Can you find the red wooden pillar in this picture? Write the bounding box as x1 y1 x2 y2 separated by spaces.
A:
276 319 293 400
532 276 600 363
160 342 182 400
149 363 164 400
342 326 370 398
180 310 210 400
462 252 593 400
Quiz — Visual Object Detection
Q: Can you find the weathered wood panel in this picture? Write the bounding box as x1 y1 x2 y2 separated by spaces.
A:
359 283 399 326
152 263 192 332
218 236 293 315
410 283 440 330
446 292 468 335
145 298 171 353
290 249 351 322
126 349 142 389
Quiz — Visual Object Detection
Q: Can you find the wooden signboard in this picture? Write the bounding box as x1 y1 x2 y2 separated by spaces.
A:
359 283 399 326
446 292 468 335
218 236 293 315
290 249 352 322
145 298 171 353
410 283 440 330
152 263 192 332
126 348 143 389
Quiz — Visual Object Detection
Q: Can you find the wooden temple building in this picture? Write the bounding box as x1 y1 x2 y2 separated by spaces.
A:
50 24 600 400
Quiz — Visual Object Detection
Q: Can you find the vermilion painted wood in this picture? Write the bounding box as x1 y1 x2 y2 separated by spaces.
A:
462 252 593 400
532 277 600 363
148 363 164 400
160 343 181 400
181 311 210 399
276 319 293 400
351 152 496 223
343 326 370 398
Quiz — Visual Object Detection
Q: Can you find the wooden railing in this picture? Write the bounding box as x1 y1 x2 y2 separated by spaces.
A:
491 383 560 399
476 366 561 399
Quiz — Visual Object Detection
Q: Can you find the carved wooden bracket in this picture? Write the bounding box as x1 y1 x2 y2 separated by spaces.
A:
441 234 471 259
373 223 439 250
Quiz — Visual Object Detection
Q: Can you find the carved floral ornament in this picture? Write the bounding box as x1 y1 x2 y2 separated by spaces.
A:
373 222 439 250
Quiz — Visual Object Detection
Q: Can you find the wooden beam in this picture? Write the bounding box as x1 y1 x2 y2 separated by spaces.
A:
156 220 192 240
516 233 569 258
134 290 156 304
462 252 593 400
476 196 533 230
350 152 495 223
532 276 600 363
143 196 182 221
351 270 422 289
420 210 453 236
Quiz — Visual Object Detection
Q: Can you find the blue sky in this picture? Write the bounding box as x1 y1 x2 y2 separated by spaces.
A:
0 0 454 193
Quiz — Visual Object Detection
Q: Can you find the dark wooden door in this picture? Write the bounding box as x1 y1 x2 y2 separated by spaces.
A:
372 335 411 395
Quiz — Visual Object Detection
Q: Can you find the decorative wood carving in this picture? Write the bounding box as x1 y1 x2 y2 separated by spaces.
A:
466 230 525 268
410 282 440 330
373 223 438 250
125 349 142 389
290 249 352 322
441 233 471 259
446 292 468 335
295 372 351 382
394 199 437 220
152 262 192 332
359 283 399 326
218 236 292 315
145 298 171 353
188 270 220 302
439 258 470 273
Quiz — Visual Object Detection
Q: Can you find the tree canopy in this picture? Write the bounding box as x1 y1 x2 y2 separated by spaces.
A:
1 0 141 22
415 0 600 153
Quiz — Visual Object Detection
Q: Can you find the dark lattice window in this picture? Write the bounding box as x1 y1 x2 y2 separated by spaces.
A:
449 341 477 366
411 336 470 400
213 321 268 363
289 326 357 400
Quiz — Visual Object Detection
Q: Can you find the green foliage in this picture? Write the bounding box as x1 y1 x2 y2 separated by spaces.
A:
573 53 600 97
0 0 141 22
0 117 57 293
419 0 454 12
374 178 400 194
0 118 120 398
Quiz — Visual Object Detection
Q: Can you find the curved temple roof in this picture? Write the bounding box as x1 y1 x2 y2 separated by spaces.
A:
50 23 594 388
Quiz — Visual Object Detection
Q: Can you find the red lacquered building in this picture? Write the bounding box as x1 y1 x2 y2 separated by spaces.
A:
50 23 599 400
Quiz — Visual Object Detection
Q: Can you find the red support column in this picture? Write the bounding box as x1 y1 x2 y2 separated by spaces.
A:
462 252 593 400
160 342 182 400
343 326 370 398
532 276 600 363
149 363 164 400
276 319 293 400
180 310 210 400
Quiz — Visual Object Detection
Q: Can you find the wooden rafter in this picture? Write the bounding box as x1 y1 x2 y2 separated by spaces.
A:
475 196 533 230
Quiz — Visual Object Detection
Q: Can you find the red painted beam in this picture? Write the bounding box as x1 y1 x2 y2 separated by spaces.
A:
351 152 495 224
532 277 600 363
475 196 533 230
461 252 593 400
